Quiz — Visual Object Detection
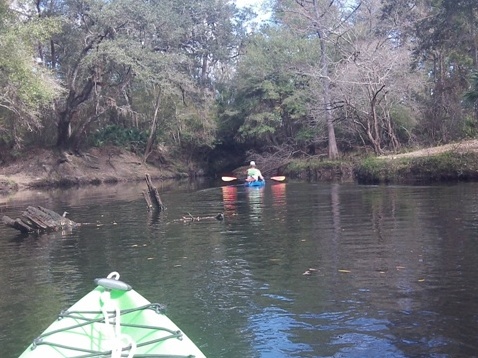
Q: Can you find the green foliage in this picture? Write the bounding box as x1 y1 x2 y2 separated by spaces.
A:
355 157 397 184
282 92 308 119
286 158 322 172
2 0 478 171
91 125 148 153
407 152 478 181
222 27 318 148
177 112 217 150
462 115 478 138
464 72 478 105
389 105 418 144
24 0 243 151
238 112 282 141
409 0 478 143
283 157 353 181
294 127 316 143
0 4 62 146
355 152 478 184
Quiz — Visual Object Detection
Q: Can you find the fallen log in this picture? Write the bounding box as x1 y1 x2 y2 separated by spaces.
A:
2 216 32 234
3 206 78 235
143 173 165 211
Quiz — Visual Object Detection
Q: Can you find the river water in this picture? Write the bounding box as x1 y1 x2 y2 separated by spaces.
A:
1 180 478 357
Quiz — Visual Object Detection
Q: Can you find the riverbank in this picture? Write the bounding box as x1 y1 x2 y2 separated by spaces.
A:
0 146 179 194
2 140 478 195
283 139 478 184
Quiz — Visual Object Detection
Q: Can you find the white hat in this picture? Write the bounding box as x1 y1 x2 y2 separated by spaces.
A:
250 161 256 166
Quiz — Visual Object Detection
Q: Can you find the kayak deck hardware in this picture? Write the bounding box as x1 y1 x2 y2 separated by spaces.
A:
27 272 193 358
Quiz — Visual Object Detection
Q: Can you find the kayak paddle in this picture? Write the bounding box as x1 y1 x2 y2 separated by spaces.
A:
270 176 286 182
222 176 286 182
221 176 238 182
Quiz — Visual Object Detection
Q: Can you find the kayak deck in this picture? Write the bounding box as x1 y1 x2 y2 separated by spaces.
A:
245 180 265 187
19 273 206 357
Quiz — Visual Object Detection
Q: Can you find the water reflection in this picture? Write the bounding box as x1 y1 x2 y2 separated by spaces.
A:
221 185 238 220
246 187 264 227
4 182 478 357
249 306 314 358
271 183 286 207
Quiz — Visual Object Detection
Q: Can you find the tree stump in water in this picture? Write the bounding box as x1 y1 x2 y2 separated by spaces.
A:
2 206 78 235
143 173 165 211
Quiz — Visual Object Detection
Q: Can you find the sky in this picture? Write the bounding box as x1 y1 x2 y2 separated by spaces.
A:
235 0 267 11
234 0 271 23
235 0 262 7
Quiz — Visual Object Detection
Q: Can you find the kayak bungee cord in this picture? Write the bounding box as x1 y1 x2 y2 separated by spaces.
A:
27 271 196 358
100 283 136 358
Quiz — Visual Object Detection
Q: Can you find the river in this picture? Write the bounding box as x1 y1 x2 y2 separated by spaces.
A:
1 180 478 357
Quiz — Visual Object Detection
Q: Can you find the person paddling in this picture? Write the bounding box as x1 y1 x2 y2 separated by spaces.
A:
246 161 264 182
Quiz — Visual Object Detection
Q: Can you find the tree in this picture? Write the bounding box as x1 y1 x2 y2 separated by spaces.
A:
272 0 359 159
28 0 244 165
464 72 478 123
225 28 316 150
464 73 478 104
0 0 62 148
332 0 423 154
404 0 478 143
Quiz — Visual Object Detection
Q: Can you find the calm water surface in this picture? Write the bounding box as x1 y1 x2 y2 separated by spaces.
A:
1 180 478 357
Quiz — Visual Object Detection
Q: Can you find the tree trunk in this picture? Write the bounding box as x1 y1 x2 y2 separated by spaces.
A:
144 87 162 160
314 0 339 160
320 44 339 160
56 79 95 150
56 111 72 149
143 174 165 211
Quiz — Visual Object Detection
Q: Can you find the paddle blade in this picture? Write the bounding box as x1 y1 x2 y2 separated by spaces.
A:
222 176 238 182
270 176 286 182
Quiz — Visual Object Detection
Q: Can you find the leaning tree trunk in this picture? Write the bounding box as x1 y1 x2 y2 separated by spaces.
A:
143 174 165 211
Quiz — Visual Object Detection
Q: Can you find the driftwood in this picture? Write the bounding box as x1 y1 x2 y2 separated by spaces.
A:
2 206 78 235
143 173 165 211
173 212 224 223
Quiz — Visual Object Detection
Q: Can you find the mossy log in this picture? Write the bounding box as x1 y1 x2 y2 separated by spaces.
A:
2 206 78 235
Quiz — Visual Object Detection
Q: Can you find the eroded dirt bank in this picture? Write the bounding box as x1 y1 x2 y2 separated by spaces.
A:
0 147 177 194
3 139 478 195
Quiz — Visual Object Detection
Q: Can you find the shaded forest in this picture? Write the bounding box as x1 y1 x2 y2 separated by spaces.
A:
2 0 478 175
